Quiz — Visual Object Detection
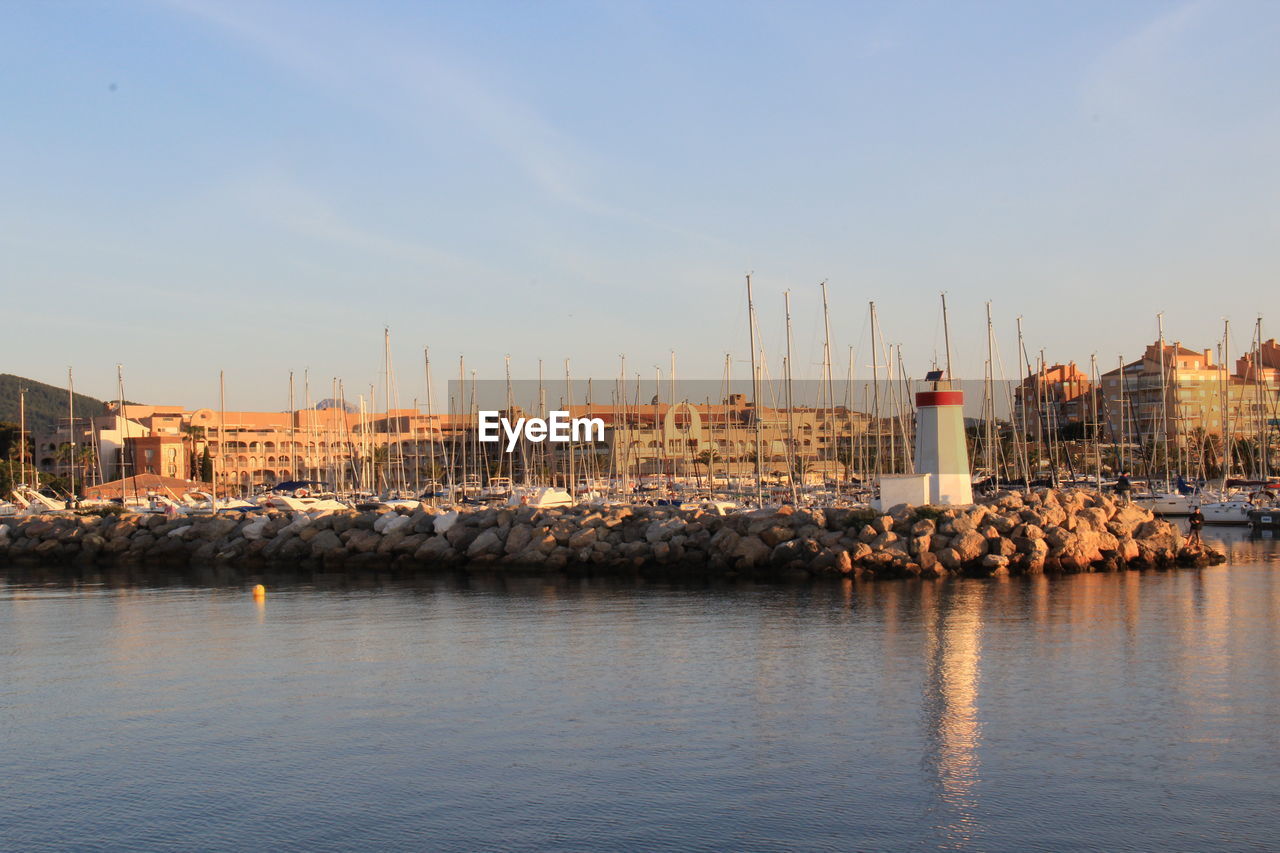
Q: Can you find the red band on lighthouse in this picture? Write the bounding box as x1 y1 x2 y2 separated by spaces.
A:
916 390 964 407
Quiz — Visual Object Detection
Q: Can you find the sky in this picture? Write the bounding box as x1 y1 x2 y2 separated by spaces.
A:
2 0 1278 411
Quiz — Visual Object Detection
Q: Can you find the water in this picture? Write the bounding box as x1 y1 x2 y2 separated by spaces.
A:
3 529 1278 852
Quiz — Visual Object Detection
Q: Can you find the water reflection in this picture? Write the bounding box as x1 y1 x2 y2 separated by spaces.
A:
920 582 986 847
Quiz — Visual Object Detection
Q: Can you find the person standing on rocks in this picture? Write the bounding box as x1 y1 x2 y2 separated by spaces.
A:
1115 472 1133 506
1187 506 1204 547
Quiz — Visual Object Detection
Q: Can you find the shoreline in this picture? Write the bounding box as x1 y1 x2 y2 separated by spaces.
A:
0 488 1223 582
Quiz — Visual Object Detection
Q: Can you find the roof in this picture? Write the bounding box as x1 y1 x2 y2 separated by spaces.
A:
82 473 212 500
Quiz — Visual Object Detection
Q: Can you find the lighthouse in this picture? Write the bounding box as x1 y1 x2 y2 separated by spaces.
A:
913 380 973 506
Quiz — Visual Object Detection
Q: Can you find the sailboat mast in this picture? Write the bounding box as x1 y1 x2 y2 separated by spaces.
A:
18 386 27 490
820 280 835 485
458 356 467 493
869 302 882 482
1117 354 1127 476
1091 353 1102 490
1255 317 1267 480
67 367 76 499
746 274 764 505
1156 313 1169 485
784 290 798 503
219 370 226 498
565 359 575 501
288 371 296 489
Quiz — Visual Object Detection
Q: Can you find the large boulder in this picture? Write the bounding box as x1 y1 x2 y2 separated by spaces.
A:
950 531 987 563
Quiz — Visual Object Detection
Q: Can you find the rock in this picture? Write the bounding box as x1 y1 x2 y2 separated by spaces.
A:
467 528 505 558
374 513 413 535
567 527 597 550
241 517 270 541
504 524 533 555
870 530 899 550
758 524 794 548
308 530 343 556
1044 526 1073 549
1107 504 1149 536
414 536 454 562
732 535 771 568
910 518 937 536
847 542 873 563
433 510 460 534
950 531 987 563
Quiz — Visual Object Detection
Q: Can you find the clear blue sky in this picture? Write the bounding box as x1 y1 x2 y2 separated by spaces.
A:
2 0 1277 410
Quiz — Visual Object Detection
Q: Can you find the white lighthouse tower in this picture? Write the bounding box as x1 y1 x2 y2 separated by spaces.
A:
913 378 973 506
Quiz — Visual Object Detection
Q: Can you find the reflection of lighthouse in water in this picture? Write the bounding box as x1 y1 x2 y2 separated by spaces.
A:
920 583 985 846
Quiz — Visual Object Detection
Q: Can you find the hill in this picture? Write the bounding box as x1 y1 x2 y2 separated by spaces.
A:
0 374 116 434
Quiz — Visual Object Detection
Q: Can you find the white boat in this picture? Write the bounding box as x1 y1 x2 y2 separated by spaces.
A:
679 500 738 515
480 477 513 502
1134 492 1199 517
510 486 573 508
1198 498 1255 525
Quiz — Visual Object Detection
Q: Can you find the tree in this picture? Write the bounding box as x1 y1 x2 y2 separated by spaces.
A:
200 446 214 483
695 448 718 489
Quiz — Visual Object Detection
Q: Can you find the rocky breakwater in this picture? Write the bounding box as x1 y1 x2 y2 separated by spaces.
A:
0 488 1223 580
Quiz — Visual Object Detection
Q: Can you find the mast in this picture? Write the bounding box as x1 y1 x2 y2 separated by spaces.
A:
219 370 226 498
1221 320 1232 488
896 343 913 474
117 365 134 505
985 302 997 489
1156 313 1169 486
784 290 798 503
565 359 575 501
424 347 443 493
288 370 296 489
538 359 546 485
869 301 882 483
67 367 76 500
458 356 467 492
820 280 835 486
746 274 764 505
941 292 954 384
504 354 514 485
1117 354 1127 476
1255 316 1267 480
18 386 27 490
1090 353 1102 490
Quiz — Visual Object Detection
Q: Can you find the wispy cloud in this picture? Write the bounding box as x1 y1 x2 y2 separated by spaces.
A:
159 0 601 209
156 0 734 248
1081 0 1214 117
223 174 491 277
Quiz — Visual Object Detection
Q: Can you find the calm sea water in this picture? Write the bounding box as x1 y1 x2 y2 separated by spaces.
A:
2 529 1278 852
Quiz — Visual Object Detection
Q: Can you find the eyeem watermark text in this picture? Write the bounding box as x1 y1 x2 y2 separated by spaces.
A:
478 410 606 452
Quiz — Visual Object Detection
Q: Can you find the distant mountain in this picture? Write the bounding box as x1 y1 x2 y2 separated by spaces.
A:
0 374 116 434
316 398 358 413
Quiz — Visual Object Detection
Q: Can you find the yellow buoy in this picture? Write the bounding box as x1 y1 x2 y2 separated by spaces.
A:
252 583 266 599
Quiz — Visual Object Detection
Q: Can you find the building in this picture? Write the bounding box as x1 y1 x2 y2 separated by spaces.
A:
1013 361 1093 437
1098 340 1279 467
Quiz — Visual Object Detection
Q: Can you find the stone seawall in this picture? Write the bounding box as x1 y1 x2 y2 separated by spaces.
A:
0 489 1219 580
